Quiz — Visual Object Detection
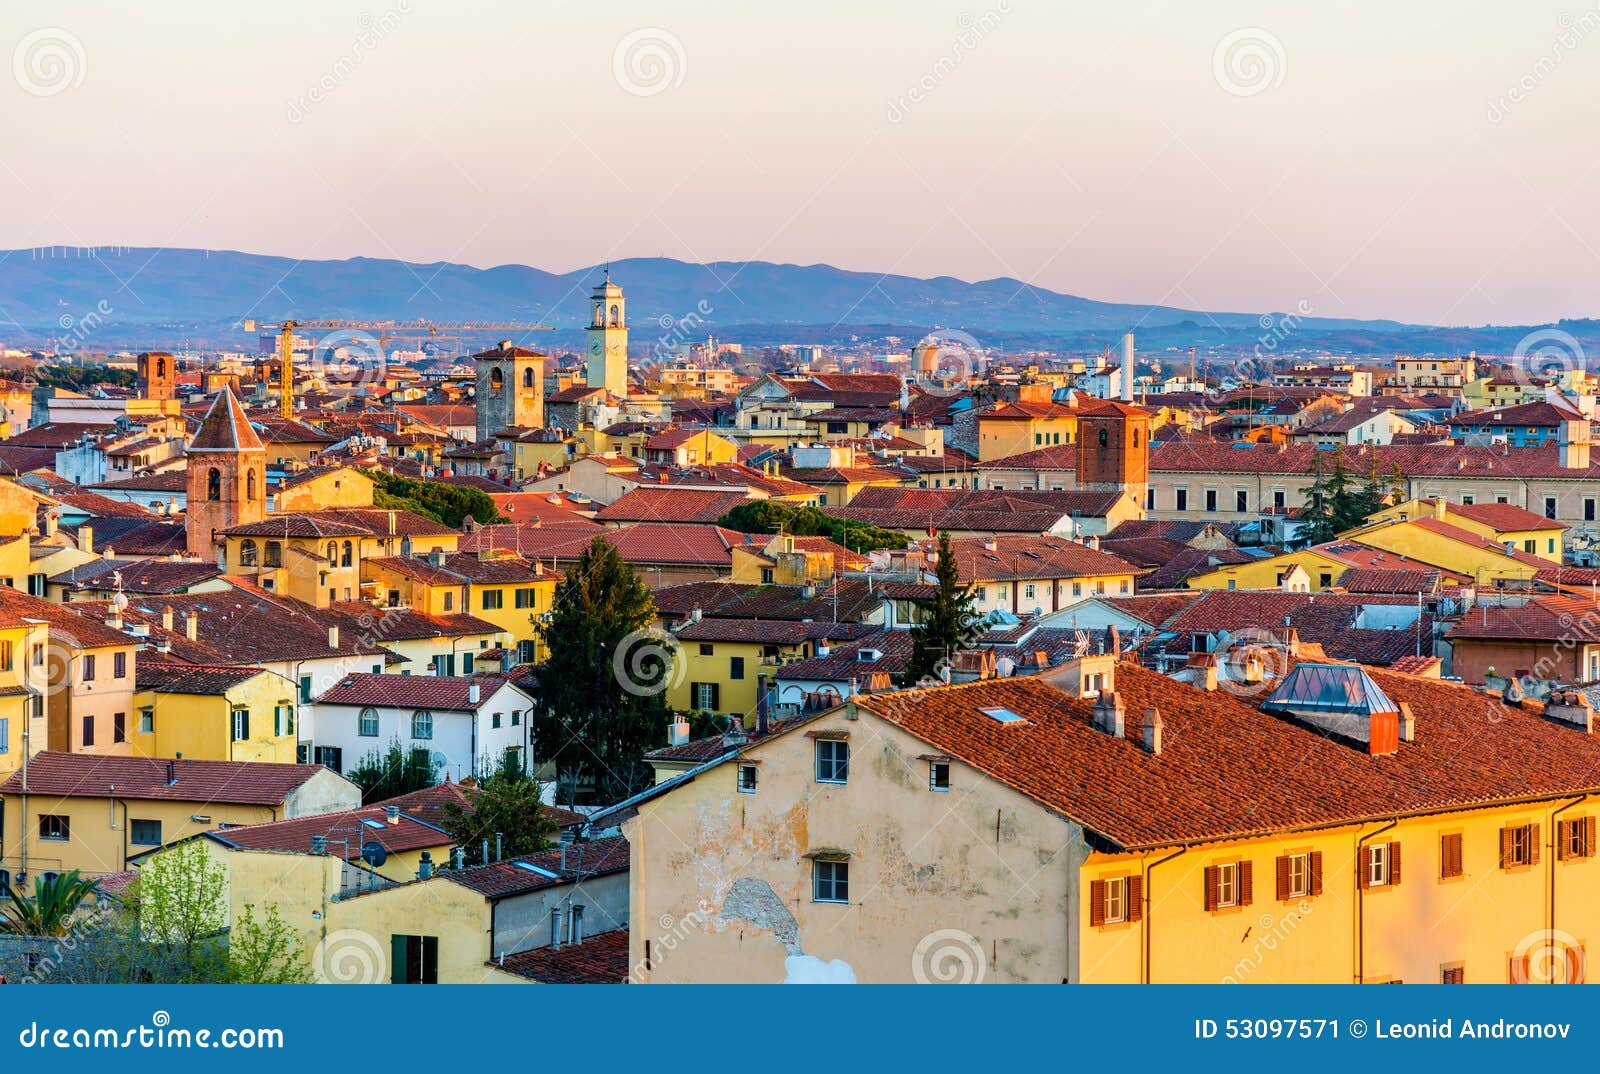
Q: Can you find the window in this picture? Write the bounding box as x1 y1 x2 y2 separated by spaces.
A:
1439 832 1464 878
491 712 502 729
113 712 126 743
114 652 126 679
239 539 258 566
139 707 154 734
815 738 849 783
511 710 521 726
31 643 42 668
1277 852 1320 899
391 935 439 985
1546 497 1558 520
412 710 434 740
1175 488 1188 511
481 589 503 611
300 675 313 703
359 708 380 737
812 859 849 903
82 654 95 681
737 764 758 793
0 717 7 754
692 682 719 710
1361 841 1399 887
275 703 294 737
760 567 775 584
1090 876 1140 927
130 819 162 846
443 592 453 612
1235 490 1248 513
1204 861 1251 910
1024 583 1036 601
341 541 353 567
39 814 69 841
326 542 338 566
1500 823 1539 869
1587 498 1596 522
81 715 94 747
1204 489 1217 513
315 746 343 772
698 643 714 656
1559 817 1596 860
231 708 250 742
514 588 535 609
929 760 950 791
1441 964 1465 985
1273 490 1286 510
264 541 283 568
729 656 745 680
206 467 221 501
1146 487 1156 510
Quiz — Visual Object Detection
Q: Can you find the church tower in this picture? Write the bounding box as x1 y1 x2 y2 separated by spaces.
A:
473 342 546 441
185 384 266 557
585 271 629 398
137 351 175 402
1076 401 1150 499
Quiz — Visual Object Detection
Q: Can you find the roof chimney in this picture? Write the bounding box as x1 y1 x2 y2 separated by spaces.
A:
161 605 174 632
77 524 94 553
327 626 339 649
385 805 401 825
667 715 690 746
1140 706 1163 753
1091 690 1125 737
185 611 197 642
165 760 178 786
468 682 481 705
417 850 434 879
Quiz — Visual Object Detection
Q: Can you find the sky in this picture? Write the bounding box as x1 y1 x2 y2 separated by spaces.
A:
3 0 1599 327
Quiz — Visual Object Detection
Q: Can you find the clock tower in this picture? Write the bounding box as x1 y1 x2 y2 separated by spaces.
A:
585 271 629 398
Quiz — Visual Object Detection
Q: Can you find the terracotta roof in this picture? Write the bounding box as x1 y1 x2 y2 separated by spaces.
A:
189 386 264 453
594 487 748 525
1335 567 1444 595
208 804 451 860
54 558 222 595
1447 594 1600 643
1146 440 1600 481
0 751 328 805
367 551 545 585
447 836 629 898
460 522 751 567
136 661 268 695
315 671 525 711
852 660 1600 850
494 928 630 984
774 631 913 681
938 534 1138 581
2 422 105 449
1441 500 1568 533
673 619 877 645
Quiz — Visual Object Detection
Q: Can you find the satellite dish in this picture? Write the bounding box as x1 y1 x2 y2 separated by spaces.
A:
361 842 388 867
430 751 448 770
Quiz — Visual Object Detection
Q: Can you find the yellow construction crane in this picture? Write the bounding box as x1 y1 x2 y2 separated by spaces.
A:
241 318 554 419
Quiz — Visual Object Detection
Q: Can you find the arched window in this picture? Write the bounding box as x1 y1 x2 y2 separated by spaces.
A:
489 367 504 396
1132 429 1140 447
523 367 535 388
608 303 620 326
412 710 433 740
264 541 283 568
358 707 379 737
341 540 353 567
246 468 257 501
238 539 258 567
593 304 603 327
1098 428 1109 448
326 542 338 566
206 468 221 501
156 357 167 378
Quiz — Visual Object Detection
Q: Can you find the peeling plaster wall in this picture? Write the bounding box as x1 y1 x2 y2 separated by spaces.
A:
625 710 1086 983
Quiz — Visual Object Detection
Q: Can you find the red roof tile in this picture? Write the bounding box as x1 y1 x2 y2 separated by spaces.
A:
0 751 329 805
495 928 630 983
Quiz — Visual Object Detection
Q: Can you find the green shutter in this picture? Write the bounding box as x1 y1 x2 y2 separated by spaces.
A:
390 935 406 984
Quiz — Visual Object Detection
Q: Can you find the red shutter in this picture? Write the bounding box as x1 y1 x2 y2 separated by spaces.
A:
1089 880 1106 927
1239 860 1254 906
1126 875 1143 923
1357 846 1372 889
1389 842 1402 885
1309 851 1323 896
1585 817 1597 858
1203 866 1219 911
1275 855 1290 901
1529 824 1541 866
1499 826 1514 869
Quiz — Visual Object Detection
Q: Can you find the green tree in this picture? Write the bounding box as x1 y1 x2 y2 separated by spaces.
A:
533 536 669 803
228 903 311 984
1300 452 1405 545
440 771 557 866
364 470 503 527
346 739 437 803
134 839 231 979
902 531 980 686
718 500 906 554
0 871 99 936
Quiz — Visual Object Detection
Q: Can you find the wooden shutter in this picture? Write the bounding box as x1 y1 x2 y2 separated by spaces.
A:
1275 855 1290 901
1389 842 1402 885
1089 880 1106 927
1203 866 1219 911
1442 966 1464 984
390 934 407 984
1357 846 1372 889
1499 826 1515 868
1309 851 1323 896
1558 820 1572 861
1586 817 1597 858
1126 875 1143 923
1441 833 1463 877
1528 824 1541 866
1239 860 1254 906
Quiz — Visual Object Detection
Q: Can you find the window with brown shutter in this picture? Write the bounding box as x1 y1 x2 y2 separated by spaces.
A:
1500 823 1537 868
1559 818 1596 861
1204 865 1219 911
1357 845 1372 889
1360 842 1398 887
1238 860 1254 906
1441 964 1465 984
1389 841 1402 884
1126 875 1143 923
1309 851 1323 895
1089 879 1106 927
1440 833 1463 879
1275 855 1291 901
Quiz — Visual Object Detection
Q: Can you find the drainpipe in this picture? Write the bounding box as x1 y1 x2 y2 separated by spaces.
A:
1141 848 1185 984
1549 794 1587 978
1354 819 1398 984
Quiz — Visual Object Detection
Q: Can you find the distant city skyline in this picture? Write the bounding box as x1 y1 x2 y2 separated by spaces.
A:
4 0 1600 326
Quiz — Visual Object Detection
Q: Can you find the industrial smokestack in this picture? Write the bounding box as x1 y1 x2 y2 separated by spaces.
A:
1121 333 1134 402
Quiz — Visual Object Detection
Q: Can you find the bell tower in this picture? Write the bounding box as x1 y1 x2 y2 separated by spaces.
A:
185 384 266 557
1076 401 1150 497
138 351 175 402
585 271 629 398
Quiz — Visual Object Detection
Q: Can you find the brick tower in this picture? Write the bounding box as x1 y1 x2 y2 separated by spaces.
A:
474 341 545 441
137 351 175 401
185 384 266 557
1076 401 1150 496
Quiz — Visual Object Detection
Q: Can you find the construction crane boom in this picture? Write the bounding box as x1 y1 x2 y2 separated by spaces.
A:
241 317 553 420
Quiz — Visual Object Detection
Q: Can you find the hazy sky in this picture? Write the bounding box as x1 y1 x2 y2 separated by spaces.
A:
4 0 1599 326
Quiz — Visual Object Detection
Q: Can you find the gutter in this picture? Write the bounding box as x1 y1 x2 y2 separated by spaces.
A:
1354 818 1397 984
1548 793 1587 981
1141 848 1185 985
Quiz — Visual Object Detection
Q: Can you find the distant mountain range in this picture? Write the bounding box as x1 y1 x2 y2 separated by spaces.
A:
0 246 1593 357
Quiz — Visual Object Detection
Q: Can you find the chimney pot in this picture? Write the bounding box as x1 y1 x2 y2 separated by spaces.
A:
1141 706 1163 753
328 625 339 649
